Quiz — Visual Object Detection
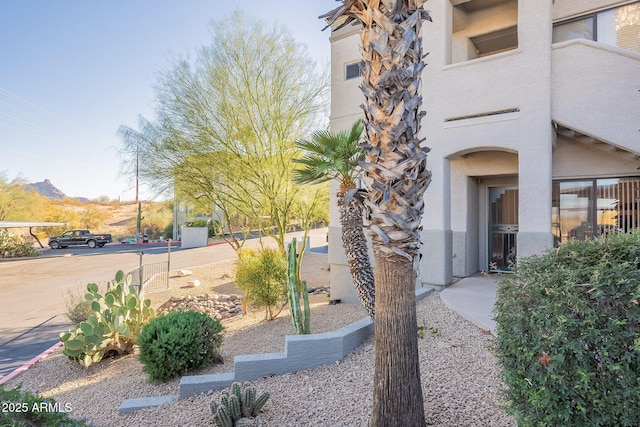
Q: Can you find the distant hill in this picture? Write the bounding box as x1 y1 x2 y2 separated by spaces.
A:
27 179 89 202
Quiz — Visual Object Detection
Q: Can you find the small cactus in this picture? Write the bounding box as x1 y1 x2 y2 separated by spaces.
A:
210 382 269 426
213 405 233 427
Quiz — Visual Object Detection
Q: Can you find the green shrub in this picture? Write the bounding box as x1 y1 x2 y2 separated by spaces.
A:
59 270 155 367
495 231 640 427
235 248 287 320
0 384 90 426
0 230 39 258
138 310 224 382
210 382 270 427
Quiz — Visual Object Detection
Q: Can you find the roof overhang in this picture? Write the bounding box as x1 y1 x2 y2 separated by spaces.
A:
0 222 68 228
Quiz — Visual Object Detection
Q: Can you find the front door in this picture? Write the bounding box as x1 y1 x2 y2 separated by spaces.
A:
488 187 518 271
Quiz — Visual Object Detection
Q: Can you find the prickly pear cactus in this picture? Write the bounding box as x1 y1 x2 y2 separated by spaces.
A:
59 270 155 367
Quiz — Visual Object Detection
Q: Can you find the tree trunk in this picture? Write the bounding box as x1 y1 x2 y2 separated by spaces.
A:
370 252 424 426
320 2 432 425
337 189 375 318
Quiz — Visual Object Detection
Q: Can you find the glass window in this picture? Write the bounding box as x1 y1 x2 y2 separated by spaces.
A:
597 3 640 52
553 17 595 43
553 177 640 245
553 2 640 53
345 62 361 80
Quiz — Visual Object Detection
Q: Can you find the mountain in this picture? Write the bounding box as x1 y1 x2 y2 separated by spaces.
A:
27 179 89 202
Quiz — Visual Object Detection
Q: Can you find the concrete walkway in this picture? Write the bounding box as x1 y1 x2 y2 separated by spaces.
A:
440 273 504 334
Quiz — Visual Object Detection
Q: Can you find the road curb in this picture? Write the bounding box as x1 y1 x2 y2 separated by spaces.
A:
0 342 63 385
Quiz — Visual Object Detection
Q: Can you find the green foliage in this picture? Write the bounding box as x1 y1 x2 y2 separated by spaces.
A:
210 382 270 427
59 270 155 367
0 230 39 258
293 120 364 189
163 223 173 240
137 310 223 382
235 248 288 320
118 12 328 252
0 384 90 426
79 204 106 230
417 321 439 339
286 238 311 334
0 173 44 222
495 231 640 427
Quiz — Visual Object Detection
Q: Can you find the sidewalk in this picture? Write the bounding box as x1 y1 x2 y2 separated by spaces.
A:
440 273 503 334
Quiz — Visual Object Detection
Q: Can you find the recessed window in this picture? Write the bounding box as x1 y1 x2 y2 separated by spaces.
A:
345 62 362 80
470 26 518 57
450 0 518 63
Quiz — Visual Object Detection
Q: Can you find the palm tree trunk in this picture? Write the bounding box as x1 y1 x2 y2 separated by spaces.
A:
337 189 375 318
371 252 423 426
321 1 431 425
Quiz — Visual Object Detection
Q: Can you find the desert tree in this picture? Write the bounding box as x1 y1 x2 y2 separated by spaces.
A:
321 1 432 425
119 11 329 252
293 121 375 317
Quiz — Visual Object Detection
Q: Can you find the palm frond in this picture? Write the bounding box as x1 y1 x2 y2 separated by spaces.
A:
293 120 364 186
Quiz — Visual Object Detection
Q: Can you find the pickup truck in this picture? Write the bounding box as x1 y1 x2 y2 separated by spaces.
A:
48 229 112 249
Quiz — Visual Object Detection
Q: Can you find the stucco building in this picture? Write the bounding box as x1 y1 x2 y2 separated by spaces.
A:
327 0 640 302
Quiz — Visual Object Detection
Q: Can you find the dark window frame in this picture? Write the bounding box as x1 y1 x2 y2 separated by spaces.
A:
345 61 362 80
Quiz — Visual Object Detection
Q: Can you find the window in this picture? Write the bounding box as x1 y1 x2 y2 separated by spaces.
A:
553 2 640 53
345 62 361 80
552 177 640 245
451 0 518 63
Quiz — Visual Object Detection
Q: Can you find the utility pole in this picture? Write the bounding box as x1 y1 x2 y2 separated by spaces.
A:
135 143 143 240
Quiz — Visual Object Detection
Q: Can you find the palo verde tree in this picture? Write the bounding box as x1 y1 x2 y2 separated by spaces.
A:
119 11 329 252
0 173 42 221
322 1 432 425
293 121 375 318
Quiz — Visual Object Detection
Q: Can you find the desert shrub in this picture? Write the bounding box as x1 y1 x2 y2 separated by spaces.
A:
0 230 39 258
0 384 90 426
63 288 93 325
59 270 155 367
235 248 287 320
210 382 270 427
138 310 224 382
163 223 173 240
495 231 640 427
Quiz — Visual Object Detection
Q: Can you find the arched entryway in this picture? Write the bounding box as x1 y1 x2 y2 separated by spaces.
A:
448 149 518 276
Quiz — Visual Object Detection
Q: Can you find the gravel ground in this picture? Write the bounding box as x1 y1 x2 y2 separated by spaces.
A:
4 252 515 426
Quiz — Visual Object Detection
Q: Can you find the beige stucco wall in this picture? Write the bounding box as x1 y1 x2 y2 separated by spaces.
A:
552 40 640 153
553 137 640 178
327 0 640 291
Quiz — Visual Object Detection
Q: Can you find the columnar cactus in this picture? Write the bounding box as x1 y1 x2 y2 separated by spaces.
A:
210 382 269 426
286 238 311 334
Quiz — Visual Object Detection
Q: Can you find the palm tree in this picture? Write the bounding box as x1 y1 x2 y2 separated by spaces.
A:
321 1 432 425
293 120 375 318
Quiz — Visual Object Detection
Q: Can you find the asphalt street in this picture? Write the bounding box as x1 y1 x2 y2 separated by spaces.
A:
0 229 327 380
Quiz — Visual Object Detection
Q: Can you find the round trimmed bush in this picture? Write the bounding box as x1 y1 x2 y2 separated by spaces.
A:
495 231 640 427
138 310 223 382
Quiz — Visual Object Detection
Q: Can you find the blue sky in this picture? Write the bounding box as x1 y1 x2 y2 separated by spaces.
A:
0 0 333 201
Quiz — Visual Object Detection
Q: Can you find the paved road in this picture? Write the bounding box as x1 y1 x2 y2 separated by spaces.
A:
0 229 327 379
